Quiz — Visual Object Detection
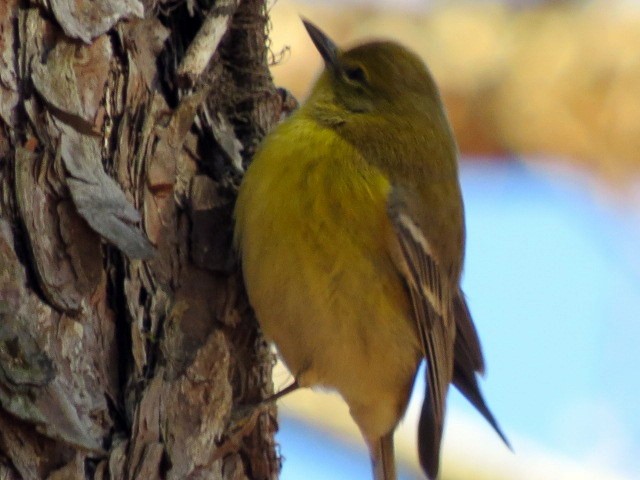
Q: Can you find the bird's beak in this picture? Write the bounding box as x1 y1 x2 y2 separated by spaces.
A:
302 18 340 72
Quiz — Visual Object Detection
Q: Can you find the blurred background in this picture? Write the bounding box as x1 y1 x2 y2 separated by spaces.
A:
264 0 640 478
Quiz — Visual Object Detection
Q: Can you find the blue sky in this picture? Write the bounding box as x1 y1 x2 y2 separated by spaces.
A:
460 159 640 475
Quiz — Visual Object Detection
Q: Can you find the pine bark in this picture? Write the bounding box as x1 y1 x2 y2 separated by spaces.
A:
0 0 284 478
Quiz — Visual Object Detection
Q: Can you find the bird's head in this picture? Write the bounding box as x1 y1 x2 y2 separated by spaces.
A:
302 19 442 119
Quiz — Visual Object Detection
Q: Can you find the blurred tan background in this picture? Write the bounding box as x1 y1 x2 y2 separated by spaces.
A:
267 0 640 187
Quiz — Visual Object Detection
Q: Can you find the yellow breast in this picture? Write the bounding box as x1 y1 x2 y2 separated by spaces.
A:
234 115 421 438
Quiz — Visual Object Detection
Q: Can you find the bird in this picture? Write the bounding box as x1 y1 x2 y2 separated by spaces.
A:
234 18 509 480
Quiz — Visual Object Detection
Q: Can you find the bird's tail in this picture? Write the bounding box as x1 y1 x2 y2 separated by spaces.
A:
453 364 512 449
417 382 445 480
453 292 512 450
371 432 396 480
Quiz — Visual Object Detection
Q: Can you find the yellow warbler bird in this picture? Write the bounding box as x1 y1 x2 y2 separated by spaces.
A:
234 19 509 480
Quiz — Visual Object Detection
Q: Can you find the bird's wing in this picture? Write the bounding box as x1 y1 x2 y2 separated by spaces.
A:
387 191 455 479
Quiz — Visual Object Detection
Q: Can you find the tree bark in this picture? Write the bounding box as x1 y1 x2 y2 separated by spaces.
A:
0 0 284 478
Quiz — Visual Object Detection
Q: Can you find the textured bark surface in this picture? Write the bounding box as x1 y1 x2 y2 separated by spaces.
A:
0 0 285 478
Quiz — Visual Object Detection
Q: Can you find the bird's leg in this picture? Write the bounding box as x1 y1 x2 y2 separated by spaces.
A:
213 382 300 465
371 432 397 480
255 380 300 407
233 380 300 420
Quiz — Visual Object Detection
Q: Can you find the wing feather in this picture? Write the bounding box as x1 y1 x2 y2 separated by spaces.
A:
388 195 455 479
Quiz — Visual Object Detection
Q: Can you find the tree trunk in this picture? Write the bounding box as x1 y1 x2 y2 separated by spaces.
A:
0 0 285 478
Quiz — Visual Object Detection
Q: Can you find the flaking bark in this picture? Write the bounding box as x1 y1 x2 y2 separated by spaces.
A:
0 0 286 478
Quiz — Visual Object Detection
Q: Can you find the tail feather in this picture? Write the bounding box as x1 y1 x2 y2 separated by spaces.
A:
371 433 396 480
417 386 444 480
453 292 484 373
453 365 511 449
453 291 511 449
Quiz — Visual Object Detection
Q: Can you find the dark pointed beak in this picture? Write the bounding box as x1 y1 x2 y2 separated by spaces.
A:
301 18 340 72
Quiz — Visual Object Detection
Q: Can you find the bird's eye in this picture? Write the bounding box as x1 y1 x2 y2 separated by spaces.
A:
344 65 367 84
